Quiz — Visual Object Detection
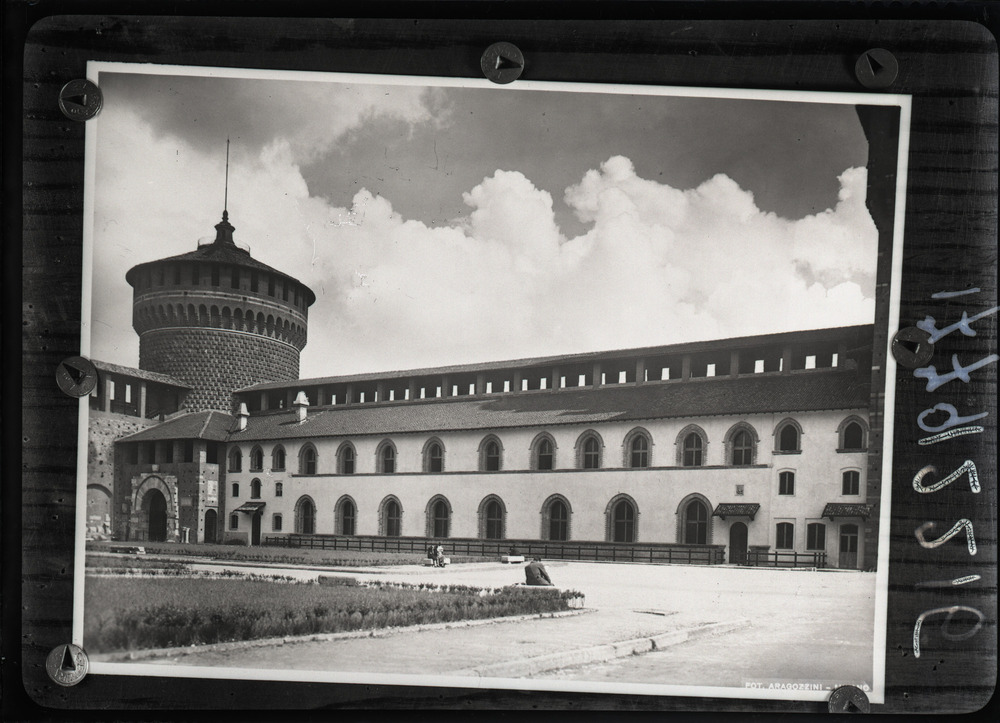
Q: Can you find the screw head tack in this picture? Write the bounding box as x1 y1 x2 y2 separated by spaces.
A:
58 79 103 121
891 327 934 369
56 356 98 397
481 42 525 84
855 48 898 89
45 644 90 687
828 685 871 713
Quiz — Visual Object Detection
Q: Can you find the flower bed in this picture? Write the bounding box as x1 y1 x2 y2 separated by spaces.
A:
84 576 582 653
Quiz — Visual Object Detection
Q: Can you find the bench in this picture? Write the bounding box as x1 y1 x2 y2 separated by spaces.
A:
422 557 451 567
500 555 525 564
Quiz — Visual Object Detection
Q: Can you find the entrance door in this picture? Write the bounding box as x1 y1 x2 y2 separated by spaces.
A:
729 522 748 564
251 511 262 546
839 524 859 568
147 490 167 542
204 509 217 543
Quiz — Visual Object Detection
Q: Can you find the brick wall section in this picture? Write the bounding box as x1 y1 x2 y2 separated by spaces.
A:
87 411 158 538
140 328 300 412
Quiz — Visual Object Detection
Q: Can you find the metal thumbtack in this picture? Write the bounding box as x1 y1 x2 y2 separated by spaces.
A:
481 42 525 84
891 327 933 369
855 48 898 89
56 356 99 397
58 79 103 121
45 644 89 687
828 685 871 713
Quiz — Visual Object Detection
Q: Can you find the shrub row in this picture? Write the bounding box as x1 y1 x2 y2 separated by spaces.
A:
84 577 578 653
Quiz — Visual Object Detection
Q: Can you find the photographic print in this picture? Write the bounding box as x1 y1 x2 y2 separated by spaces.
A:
77 63 909 702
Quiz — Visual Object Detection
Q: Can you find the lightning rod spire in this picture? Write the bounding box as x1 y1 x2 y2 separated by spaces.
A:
223 136 230 222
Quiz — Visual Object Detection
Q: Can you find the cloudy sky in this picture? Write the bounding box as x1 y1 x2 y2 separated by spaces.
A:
89 68 879 379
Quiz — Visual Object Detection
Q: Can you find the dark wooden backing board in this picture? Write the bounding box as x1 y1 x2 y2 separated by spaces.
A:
7 4 998 716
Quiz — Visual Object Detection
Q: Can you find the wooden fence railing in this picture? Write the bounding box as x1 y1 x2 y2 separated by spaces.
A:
745 549 827 568
262 534 727 565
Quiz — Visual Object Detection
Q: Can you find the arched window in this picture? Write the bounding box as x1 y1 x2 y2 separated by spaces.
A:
675 425 708 466
541 495 572 541
250 478 262 499
228 448 242 472
231 483 239 498
725 423 758 466
842 470 861 496
380 496 402 537
377 440 396 474
775 419 802 453
272 514 283 531
337 442 356 475
479 436 503 472
230 514 239 530
607 495 637 543
807 522 826 551
624 428 652 468
249 446 264 472
676 494 712 545
776 522 795 549
271 445 286 471
577 431 603 469
479 496 506 539
531 433 556 471
839 417 868 452
275 482 283 497
426 496 451 538
779 471 795 495
298 444 317 475
336 496 357 536
295 496 316 534
423 439 445 473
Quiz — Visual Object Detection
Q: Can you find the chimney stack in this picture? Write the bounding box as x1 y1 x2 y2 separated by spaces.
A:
293 391 309 423
237 402 249 432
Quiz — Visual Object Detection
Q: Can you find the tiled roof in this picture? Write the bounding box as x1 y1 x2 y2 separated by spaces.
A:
92 359 191 389
117 410 235 442
822 503 874 520
231 369 870 442
237 324 873 392
713 503 761 520
233 501 266 513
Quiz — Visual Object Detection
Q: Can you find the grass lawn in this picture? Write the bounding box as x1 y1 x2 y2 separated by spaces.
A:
86 540 475 567
84 576 580 653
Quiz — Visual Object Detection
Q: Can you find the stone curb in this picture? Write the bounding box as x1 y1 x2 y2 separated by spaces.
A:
89 608 592 663
449 617 752 679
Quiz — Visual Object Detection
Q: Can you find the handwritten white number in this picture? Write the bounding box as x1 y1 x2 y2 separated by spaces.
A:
912 461 981 494
913 606 984 658
914 519 977 555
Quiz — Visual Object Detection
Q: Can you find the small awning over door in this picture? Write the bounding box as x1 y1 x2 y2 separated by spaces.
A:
712 503 760 521
822 503 872 520
233 501 266 513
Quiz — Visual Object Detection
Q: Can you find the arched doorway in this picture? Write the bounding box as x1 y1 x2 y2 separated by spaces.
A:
146 489 168 542
295 497 316 534
204 509 217 543
729 522 748 564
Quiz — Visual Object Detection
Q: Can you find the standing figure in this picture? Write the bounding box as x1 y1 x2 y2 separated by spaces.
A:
435 544 446 567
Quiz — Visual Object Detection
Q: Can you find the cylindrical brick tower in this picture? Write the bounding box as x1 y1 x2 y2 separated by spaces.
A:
126 211 315 412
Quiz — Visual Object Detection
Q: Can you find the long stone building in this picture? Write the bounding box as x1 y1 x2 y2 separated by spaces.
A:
88 202 880 568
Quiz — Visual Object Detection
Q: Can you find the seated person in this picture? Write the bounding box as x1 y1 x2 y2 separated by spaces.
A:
435 544 446 567
524 557 553 586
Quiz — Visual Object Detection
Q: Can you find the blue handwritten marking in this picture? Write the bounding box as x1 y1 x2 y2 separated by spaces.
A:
914 353 999 392
917 403 989 433
916 307 999 343
919 426 985 445
912 461 981 494
915 519 977 554
931 288 981 299
915 574 982 589
913 606 985 657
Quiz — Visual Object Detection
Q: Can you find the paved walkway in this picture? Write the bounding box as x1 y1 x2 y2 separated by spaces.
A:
101 558 876 690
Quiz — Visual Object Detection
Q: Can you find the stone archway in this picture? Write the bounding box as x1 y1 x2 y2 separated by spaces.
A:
204 509 218 543
130 475 178 542
146 489 168 542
